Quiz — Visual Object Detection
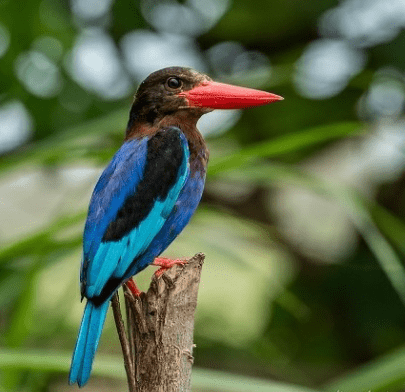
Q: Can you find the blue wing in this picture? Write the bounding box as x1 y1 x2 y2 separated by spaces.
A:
82 138 148 264
81 127 190 301
129 167 206 275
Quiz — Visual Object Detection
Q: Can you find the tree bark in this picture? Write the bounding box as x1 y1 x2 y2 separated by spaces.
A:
112 253 205 392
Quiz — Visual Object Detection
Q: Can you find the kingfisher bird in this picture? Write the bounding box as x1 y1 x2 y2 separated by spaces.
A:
69 66 283 387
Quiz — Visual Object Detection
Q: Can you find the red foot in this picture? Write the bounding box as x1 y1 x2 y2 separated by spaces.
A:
125 278 142 297
152 257 187 277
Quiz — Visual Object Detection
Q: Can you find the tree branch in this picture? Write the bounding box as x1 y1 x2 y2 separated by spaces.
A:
112 253 205 392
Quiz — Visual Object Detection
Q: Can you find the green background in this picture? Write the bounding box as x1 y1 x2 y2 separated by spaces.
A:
1 0 405 391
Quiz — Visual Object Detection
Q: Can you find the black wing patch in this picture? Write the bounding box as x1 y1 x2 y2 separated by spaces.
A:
102 127 185 242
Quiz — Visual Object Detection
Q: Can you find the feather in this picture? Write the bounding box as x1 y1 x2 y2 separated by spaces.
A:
68 300 109 387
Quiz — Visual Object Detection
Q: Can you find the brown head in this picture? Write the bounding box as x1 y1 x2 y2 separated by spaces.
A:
126 66 283 139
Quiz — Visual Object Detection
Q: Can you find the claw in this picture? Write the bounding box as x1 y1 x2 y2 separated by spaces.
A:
152 257 187 277
125 278 142 297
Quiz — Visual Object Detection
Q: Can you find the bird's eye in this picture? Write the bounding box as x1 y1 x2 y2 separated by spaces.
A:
166 77 182 90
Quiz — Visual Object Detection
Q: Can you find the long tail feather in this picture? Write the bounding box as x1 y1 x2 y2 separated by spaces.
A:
69 300 109 387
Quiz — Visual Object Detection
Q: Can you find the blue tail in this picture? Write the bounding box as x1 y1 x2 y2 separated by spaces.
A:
69 300 109 387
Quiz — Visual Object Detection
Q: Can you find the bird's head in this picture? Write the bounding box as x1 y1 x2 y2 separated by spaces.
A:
127 66 283 136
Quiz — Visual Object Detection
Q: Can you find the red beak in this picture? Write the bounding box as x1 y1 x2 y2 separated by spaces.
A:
180 81 283 110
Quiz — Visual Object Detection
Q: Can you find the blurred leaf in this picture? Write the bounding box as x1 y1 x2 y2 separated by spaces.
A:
324 345 405 392
0 211 85 265
1 261 42 390
370 204 405 256
0 108 128 175
345 192 405 309
192 368 321 392
209 121 363 176
0 348 321 392
5 262 39 347
215 161 317 187
0 119 362 178
217 162 405 307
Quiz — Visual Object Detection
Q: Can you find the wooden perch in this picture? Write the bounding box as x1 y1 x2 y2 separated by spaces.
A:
111 253 205 392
